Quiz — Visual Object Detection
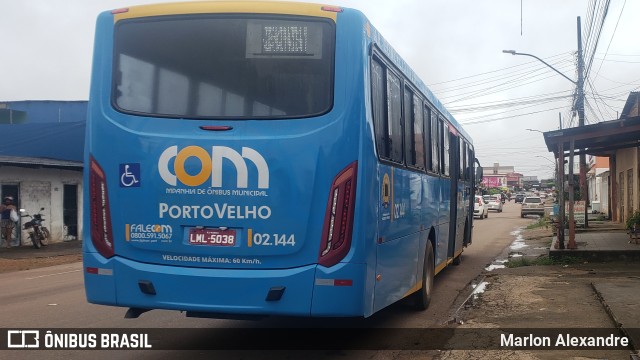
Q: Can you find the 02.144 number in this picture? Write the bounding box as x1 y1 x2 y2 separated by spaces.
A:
252 233 295 247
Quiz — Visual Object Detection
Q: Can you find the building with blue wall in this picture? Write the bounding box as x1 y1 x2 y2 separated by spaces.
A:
0 100 87 124
0 100 86 247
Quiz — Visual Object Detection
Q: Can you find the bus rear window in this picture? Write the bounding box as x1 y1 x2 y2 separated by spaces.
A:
113 15 335 119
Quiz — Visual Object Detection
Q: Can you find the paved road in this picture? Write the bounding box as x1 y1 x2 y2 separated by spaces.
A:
1 200 533 359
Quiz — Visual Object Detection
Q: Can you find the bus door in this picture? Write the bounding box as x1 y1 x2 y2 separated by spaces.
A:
464 144 475 246
447 129 465 261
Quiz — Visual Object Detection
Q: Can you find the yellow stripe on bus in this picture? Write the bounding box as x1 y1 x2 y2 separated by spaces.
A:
248 228 253 247
114 1 338 22
402 281 422 299
404 252 460 298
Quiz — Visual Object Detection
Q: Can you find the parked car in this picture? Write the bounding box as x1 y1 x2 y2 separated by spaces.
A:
484 195 503 212
515 193 525 203
474 195 488 219
521 196 545 218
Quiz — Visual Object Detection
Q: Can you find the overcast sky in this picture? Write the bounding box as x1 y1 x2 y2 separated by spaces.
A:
2 0 638 180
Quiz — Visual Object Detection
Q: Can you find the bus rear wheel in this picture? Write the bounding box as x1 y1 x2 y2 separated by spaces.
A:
453 251 462 265
414 241 434 310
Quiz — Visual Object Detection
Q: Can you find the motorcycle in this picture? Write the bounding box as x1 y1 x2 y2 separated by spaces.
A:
20 208 50 249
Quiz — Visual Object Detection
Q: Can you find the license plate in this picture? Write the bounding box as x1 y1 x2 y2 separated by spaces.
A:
189 228 236 246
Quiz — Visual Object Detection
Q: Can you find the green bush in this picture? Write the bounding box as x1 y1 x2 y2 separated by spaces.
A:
625 210 640 230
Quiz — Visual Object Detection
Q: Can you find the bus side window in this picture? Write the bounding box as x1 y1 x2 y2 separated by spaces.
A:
430 110 439 174
464 142 471 181
404 88 425 170
470 148 479 183
371 58 389 159
423 105 432 172
386 70 403 163
412 95 425 170
440 118 450 177
460 139 466 180
403 87 414 166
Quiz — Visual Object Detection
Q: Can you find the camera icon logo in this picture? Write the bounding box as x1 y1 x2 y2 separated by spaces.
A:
7 330 40 348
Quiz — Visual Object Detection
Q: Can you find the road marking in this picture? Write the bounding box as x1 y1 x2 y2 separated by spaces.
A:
25 269 81 280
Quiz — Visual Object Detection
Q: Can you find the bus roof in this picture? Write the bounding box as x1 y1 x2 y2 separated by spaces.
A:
111 1 338 22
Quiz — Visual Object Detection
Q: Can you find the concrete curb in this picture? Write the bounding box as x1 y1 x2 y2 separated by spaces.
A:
591 282 639 356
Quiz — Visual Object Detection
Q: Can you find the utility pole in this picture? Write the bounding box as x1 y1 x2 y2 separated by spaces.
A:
503 16 590 239
557 114 564 248
577 16 589 228
557 113 562 190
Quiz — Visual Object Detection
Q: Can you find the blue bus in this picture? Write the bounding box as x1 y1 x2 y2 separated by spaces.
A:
83 1 481 319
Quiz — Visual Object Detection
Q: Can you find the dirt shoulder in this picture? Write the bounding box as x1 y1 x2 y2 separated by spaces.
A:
438 225 638 359
0 253 82 273
0 241 82 273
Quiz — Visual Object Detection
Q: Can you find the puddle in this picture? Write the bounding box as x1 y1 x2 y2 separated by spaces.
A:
449 278 490 323
509 229 529 251
485 228 531 271
485 259 508 271
471 281 488 294
469 280 489 303
485 262 506 271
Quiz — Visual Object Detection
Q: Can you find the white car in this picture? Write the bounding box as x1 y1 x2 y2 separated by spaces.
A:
474 195 488 219
484 195 503 212
521 196 545 218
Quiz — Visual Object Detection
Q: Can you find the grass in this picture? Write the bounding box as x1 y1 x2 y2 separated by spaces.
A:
506 255 583 268
525 217 549 230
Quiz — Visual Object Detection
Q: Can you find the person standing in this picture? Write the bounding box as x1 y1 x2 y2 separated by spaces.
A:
0 196 18 248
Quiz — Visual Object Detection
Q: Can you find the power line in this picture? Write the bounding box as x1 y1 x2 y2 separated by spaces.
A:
426 52 570 87
421 2 638 131
595 0 625 78
443 65 576 104
448 93 573 114
460 105 569 126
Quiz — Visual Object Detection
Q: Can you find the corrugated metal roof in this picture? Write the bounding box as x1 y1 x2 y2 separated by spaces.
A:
0 122 85 164
621 92 640 118
543 115 640 157
0 155 82 169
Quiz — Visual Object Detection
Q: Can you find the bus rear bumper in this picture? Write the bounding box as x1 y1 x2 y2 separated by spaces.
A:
83 252 366 317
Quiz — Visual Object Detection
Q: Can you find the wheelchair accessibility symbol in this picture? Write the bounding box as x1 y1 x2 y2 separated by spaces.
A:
120 163 141 188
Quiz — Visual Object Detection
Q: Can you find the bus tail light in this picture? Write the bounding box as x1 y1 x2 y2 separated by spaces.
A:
111 8 129 14
321 6 343 13
318 162 357 267
89 156 115 259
